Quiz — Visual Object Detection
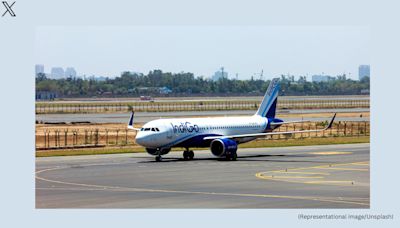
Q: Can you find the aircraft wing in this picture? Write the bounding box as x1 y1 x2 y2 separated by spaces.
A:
127 111 141 131
203 113 336 141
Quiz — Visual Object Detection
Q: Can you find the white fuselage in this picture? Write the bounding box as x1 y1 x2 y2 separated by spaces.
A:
135 115 269 149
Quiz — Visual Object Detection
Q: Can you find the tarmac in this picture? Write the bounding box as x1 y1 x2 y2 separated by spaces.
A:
36 143 370 208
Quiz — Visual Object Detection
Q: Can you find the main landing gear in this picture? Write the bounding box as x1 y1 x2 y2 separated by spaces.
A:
225 151 237 161
183 148 194 160
153 148 194 162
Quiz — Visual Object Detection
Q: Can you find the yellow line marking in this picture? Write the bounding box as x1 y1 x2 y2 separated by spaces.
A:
36 165 369 206
272 171 330 175
258 175 324 179
351 162 370 166
305 181 354 184
309 151 352 155
312 162 369 168
255 160 370 186
313 167 369 171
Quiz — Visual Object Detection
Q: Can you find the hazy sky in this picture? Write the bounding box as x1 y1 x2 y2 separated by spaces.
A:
35 26 369 80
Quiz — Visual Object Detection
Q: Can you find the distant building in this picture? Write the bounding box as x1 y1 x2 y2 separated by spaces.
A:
159 87 172 94
212 67 228 81
122 71 142 75
35 64 44 76
50 67 64 79
64 67 77 78
360 89 370 94
312 74 334 82
358 65 370 80
94 76 108 81
36 91 57 100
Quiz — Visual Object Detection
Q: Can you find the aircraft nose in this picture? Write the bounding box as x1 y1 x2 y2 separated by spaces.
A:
136 132 153 146
135 133 146 146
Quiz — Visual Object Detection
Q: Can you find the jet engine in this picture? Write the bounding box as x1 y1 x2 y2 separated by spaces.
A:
210 138 238 157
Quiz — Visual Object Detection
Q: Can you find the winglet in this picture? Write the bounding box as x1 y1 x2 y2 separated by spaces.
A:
127 111 135 129
326 113 336 129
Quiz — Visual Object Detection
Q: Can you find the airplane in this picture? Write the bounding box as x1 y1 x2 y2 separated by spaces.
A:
127 78 336 162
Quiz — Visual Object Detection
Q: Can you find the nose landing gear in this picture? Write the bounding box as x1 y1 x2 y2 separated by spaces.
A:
152 147 170 162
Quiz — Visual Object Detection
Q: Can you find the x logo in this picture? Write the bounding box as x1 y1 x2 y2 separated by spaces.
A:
2 1 15 17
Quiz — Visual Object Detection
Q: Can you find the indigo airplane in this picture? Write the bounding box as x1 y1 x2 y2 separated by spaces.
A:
128 78 336 162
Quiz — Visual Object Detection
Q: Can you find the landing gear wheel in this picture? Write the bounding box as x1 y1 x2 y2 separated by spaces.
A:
155 156 162 162
188 150 194 160
183 150 194 160
225 152 237 161
231 152 237 161
183 150 189 160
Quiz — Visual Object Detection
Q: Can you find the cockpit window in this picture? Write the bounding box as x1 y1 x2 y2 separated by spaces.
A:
142 127 160 132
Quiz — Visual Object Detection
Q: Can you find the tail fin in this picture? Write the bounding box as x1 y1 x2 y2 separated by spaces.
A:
255 78 280 118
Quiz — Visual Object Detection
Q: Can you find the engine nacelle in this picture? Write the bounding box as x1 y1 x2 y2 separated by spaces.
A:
210 138 238 157
146 148 170 156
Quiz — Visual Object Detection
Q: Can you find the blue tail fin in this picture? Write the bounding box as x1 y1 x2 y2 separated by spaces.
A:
255 78 280 118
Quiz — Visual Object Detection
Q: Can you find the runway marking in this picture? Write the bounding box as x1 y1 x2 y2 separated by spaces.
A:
305 181 355 185
310 162 369 171
308 151 352 155
258 175 324 179
36 187 369 205
36 165 369 207
313 167 368 171
273 171 330 175
255 161 369 187
36 187 107 191
350 162 370 166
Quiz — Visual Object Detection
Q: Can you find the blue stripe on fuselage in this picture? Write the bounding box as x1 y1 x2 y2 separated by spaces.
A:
175 134 222 148
159 134 194 148
159 133 222 149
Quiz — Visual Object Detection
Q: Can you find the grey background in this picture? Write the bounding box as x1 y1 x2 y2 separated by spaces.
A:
0 0 398 227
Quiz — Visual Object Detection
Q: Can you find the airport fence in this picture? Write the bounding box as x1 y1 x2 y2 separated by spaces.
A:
35 99 370 114
35 121 369 150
